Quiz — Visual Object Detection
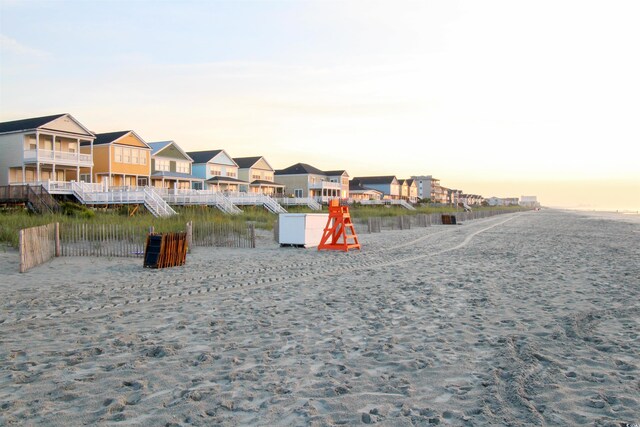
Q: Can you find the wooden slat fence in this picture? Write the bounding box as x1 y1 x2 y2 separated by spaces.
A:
191 221 256 248
59 221 255 258
353 209 525 233
19 223 57 273
60 223 148 257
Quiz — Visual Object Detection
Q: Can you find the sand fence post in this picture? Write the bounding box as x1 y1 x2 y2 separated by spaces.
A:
249 223 256 248
55 222 61 257
19 228 25 273
186 221 193 253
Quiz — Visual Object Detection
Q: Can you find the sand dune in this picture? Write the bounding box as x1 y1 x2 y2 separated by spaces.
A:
1 210 638 426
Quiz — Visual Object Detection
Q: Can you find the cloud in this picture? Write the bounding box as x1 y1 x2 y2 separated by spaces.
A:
0 34 49 59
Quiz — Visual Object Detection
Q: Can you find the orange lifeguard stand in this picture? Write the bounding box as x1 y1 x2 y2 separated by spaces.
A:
318 199 361 252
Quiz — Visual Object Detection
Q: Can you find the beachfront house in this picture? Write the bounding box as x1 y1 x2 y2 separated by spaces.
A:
350 176 400 200
349 180 383 201
187 149 248 191
486 196 518 206
324 170 350 199
274 163 348 203
406 179 418 203
0 113 95 186
398 179 409 201
148 141 203 190
81 131 151 187
412 175 449 203
233 156 284 195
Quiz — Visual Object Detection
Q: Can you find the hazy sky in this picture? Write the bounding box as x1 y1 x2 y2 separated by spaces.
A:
1 0 639 210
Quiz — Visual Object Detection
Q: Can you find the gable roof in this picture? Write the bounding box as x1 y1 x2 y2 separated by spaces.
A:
148 140 193 162
0 113 94 137
349 180 383 193
148 141 172 154
233 156 262 169
0 114 66 134
93 131 130 145
275 163 326 176
187 149 224 164
324 170 348 177
352 176 398 185
90 130 151 149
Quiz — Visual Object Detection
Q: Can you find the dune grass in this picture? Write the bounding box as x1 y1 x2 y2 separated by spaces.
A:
0 203 524 249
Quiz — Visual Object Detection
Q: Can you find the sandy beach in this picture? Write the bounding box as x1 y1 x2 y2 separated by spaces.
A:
1 209 638 426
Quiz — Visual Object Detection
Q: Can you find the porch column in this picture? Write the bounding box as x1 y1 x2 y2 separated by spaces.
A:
35 131 40 182
90 140 94 182
22 165 25 182
52 135 56 181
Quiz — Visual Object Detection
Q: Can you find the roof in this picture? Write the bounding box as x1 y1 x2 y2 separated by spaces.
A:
250 179 285 187
324 170 347 176
352 176 397 185
275 163 326 176
233 156 262 169
0 114 67 134
187 150 224 164
205 176 250 184
150 171 202 180
148 140 193 161
349 181 383 193
0 113 94 138
92 131 131 146
148 141 173 154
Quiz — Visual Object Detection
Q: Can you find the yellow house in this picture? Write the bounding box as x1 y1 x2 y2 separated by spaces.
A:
81 130 151 187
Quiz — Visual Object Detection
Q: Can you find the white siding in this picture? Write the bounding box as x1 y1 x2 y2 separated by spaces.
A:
0 134 25 185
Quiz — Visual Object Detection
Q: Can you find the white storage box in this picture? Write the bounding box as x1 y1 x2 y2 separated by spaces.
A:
278 213 329 248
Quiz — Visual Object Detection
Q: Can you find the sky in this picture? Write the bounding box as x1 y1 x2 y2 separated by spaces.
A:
1 0 639 211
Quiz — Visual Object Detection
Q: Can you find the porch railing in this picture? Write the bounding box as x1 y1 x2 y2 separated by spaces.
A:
23 149 93 165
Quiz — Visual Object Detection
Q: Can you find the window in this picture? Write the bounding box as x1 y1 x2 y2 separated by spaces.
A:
131 149 139 164
68 142 77 153
294 189 303 197
25 135 37 150
138 177 148 187
227 171 236 178
156 159 170 171
123 148 131 163
252 174 261 180
140 152 146 165
80 174 91 182
114 147 123 163
176 161 189 173
210 167 221 176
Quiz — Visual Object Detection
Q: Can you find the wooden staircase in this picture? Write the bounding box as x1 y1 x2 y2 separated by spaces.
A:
0 185 61 214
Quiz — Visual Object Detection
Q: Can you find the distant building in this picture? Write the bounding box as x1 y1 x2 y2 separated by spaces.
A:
350 176 400 200
520 195 540 208
274 163 348 203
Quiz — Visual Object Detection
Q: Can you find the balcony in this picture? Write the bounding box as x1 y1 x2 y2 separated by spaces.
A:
309 181 342 190
23 149 93 167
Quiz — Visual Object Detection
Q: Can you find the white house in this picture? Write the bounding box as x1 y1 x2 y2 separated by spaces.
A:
0 113 95 186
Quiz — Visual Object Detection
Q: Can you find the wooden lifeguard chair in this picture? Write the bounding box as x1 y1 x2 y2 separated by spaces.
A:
318 200 361 252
